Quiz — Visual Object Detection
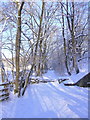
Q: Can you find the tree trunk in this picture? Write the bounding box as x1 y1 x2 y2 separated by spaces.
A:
22 1 45 95
61 4 71 75
37 1 45 76
71 2 79 74
66 1 79 74
14 2 24 94
0 34 5 82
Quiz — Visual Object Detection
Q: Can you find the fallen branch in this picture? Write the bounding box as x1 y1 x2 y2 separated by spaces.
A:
58 79 69 84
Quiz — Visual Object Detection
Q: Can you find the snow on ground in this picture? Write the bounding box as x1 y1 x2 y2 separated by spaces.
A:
0 70 88 118
30 70 59 81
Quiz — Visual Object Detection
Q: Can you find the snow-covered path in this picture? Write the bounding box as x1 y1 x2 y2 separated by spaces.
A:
0 81 88 118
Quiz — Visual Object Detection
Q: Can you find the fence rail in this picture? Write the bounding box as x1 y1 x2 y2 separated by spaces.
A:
0 82 10 102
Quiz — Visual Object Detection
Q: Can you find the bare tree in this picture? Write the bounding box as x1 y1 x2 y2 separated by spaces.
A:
14 1 24 94
0 8 9 82
61 4 71 75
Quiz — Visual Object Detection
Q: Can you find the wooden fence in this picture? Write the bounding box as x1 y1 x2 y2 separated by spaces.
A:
0 78 69 101
0 82 10 102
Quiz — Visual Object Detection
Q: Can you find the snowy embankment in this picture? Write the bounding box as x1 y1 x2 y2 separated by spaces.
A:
0 70 88 118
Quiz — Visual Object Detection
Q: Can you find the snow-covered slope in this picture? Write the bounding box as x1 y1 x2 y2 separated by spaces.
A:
0 70 88 118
